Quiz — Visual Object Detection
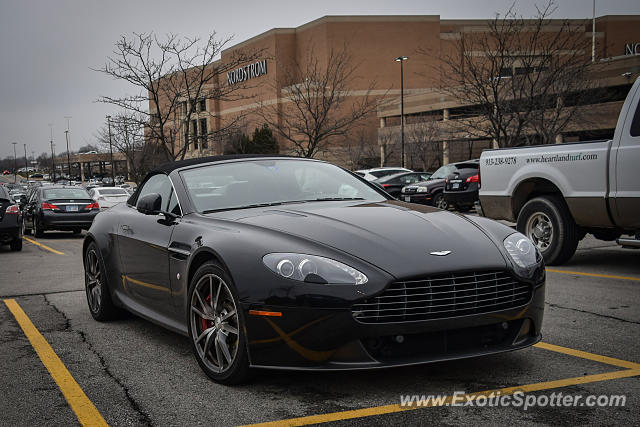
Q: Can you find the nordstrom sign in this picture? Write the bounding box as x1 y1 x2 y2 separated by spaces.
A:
227 60 268 85
625 43 640 56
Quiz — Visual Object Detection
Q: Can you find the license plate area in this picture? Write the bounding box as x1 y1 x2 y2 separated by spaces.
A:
66 205 79 212
404 196 411 202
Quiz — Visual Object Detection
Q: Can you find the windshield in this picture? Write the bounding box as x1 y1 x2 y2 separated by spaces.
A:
181 159 386 213
43 188 91 200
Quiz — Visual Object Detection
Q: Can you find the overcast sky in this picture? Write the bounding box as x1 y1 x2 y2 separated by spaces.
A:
0 0 638 159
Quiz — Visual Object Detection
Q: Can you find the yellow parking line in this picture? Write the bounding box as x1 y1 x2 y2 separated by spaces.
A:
3 299 108 427
23 236 65 255
546 268 640 282
241 342 640 427
243 370 640 427
535 342 640 369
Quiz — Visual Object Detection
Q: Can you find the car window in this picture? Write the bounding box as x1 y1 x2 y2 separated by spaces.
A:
42 188 91 199
430 165 458 179
136 174 173 210
167 188 181 216
419 173 431 181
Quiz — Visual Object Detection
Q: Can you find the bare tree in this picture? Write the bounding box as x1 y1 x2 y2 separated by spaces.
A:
432 1 597 148
257 46 379 158
95 32 262 161
406 121 445 171
377 130 398 167
96 112 150 183
344 129 380 169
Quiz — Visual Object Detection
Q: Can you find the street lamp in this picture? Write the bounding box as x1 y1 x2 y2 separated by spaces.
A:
106 115 115 182
12 142 17 183
23 144 28 180
395 56 408 168
65 116 72 180
49 123 55 182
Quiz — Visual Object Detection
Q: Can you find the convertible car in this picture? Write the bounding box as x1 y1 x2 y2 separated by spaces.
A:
83 155 545 384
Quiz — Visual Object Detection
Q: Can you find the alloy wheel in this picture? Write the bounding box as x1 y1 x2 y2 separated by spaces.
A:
525 212 554 251
189 274 239 374
435 194 448 210
85 249 102 313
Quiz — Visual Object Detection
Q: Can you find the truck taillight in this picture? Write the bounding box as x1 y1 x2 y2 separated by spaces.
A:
466 174 479 183
84 202 100 210
42 202 60 210
5 205 19 214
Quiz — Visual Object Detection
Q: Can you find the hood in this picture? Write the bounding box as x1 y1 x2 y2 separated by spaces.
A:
224 201 507 279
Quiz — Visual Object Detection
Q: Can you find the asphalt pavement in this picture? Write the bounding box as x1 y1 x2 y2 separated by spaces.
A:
0 231 638 426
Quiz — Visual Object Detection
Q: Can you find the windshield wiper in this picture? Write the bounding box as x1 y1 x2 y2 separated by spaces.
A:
202 202 284 214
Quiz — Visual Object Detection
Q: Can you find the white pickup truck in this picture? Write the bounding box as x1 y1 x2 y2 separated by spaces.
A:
479 77 640 265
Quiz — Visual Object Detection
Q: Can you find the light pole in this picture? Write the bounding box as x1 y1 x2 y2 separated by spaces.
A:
395 56 408 168
106 115 115 182
65 116 72 180
23 144 28 180
12 142 17 183
49 123 55 182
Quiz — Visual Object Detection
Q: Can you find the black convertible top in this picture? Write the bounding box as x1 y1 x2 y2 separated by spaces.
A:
151 154 302 174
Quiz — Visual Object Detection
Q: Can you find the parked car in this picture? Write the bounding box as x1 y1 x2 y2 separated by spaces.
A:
374 172 432 198
443 162 480 212
84 155 544 384
354 167 412 181
479 76 640 265
401 161 479 209
23 186 99 236
89 187 131 210
101 177 115 187
0 186 23 251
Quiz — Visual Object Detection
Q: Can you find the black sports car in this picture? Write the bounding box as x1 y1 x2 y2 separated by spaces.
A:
83 155 545 384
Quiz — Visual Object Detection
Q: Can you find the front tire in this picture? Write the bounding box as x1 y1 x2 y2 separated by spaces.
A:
188 262 250 385
22 219 31 236
84 242 119 320
33 219 44 237
517 195 579 265
433 192 448 210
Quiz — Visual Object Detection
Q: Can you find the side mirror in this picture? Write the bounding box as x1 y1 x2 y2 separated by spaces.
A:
137 193 162 215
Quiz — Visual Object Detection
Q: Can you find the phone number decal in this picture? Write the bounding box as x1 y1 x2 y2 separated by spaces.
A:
484 156 517 166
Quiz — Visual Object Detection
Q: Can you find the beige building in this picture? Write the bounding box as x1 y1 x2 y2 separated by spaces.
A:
149 15 640 169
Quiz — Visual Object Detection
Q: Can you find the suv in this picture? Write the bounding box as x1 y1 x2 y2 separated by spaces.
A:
401 161 479 209
443 161 480 212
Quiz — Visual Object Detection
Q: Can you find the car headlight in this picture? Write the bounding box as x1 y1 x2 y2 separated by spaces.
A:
263 253 368 285
503 232 539 269
416 186 428 193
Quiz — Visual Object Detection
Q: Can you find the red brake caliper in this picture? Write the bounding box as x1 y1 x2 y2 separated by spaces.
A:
200 294 213 331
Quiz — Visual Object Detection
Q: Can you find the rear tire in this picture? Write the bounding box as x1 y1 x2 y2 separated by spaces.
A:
517 195 579 266
22 220 31 236
84 241 120 320
33 220 44 237
10 238 22 251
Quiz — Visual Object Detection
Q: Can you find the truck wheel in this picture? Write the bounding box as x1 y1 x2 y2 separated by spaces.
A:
517 195 579 265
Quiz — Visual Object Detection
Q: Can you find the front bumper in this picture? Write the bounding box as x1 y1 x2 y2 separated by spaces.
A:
40 210 98 230
245 281 545 370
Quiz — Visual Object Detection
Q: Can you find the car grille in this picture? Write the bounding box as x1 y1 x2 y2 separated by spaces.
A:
352 271 531 324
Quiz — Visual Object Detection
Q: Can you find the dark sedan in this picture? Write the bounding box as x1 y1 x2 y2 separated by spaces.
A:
83 155 545 384
23 186 99 236
443 163 480 212
401 160 479 209
374 171 432 198
0 186 23 251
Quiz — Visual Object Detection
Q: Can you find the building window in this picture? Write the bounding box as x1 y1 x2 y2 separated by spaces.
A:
191 120 198 149
199 99 207 112
200 118 208 149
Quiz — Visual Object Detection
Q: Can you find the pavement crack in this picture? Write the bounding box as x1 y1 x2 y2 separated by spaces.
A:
43 296 154 426
75 330 154 427
545 301 640 325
